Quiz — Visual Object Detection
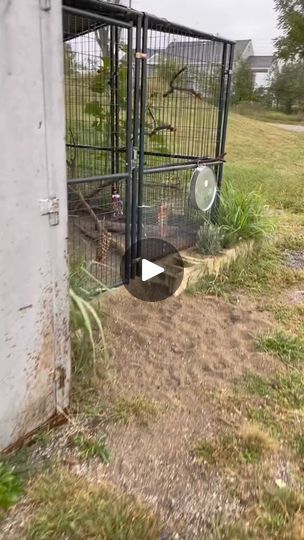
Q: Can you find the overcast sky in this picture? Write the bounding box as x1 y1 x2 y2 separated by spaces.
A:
129 0 278 55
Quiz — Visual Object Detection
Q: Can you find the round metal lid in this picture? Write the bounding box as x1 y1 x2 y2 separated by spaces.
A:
189 166 217 212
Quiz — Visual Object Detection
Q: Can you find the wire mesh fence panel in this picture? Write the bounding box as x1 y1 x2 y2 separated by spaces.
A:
63 5 134 287
143 27 226 167
67 178 126 287
63 1 234 286
138 18 234 262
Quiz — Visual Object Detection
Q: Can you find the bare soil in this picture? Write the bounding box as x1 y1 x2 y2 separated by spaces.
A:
94 290 283 537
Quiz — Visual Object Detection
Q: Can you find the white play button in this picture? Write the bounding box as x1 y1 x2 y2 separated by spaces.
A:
141 259 164 282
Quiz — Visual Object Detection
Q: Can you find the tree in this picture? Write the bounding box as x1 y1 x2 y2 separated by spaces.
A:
95 0 122 59
274 0 304 60
231 59 254 104
270 61 304 113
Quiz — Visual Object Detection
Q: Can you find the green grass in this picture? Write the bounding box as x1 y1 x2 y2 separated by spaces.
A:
194 424 277 469
216 180 274 248
232 102 304 125
188 240 304 298
256 331 304 366
71 433 110 463
292 434 304 459
107 397 158 427
26 468 163 540
226 115 304 214
218 487 304 540
239 370 304 410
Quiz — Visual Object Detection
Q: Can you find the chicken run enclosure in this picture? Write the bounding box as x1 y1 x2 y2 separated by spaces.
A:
63 0 234 287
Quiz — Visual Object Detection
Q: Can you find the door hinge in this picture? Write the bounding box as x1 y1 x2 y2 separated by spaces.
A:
40 196 60 226
40 0 51 10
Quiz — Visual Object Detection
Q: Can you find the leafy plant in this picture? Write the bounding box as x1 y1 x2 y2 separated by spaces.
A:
69 264 109 374
196 221 223 256
72 433 110 463
0 461 22 513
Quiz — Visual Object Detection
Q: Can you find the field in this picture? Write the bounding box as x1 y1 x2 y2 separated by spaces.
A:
1 115 304 539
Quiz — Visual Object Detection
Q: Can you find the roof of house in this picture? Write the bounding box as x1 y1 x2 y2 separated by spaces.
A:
163 40 223 64
234 39 251 59
248 55 273 71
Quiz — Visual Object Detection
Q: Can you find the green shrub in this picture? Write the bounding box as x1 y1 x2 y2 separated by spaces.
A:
0 461 22 514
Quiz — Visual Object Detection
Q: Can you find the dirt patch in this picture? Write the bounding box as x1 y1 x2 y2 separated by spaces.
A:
269 123 304 133
284 249 304 270
104 290 279 401
92 290 283 536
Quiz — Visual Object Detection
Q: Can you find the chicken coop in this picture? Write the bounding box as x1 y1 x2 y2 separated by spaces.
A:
63 0 234 287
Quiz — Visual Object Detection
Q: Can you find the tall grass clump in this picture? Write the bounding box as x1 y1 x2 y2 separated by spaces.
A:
216 181 274 248
69 262 109 375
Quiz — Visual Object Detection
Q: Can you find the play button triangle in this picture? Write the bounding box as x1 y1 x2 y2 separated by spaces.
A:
141 259 164 282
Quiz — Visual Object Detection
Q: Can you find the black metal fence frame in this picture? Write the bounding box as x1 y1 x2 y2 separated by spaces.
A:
63 0 235 286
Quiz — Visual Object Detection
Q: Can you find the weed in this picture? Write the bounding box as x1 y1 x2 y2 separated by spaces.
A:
0 461 22 515
107 397 158 426
72 433 110 463
256 330 304 365
26 468 163 539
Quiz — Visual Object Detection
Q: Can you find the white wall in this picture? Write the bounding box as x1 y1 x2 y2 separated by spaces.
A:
0 0 70 450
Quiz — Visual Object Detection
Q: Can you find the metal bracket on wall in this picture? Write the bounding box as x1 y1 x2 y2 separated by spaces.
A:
40 197 60 226
40 0 51 11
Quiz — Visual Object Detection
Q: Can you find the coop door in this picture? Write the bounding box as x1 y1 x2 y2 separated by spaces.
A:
64 3 135 286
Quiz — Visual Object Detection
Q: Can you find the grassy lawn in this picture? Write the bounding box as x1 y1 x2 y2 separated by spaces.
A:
226 114 304 213
232 103 304 125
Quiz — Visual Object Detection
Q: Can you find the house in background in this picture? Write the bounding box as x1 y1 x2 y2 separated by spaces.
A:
147 38 273 90
234 39 273 88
